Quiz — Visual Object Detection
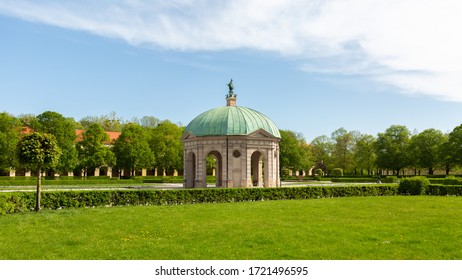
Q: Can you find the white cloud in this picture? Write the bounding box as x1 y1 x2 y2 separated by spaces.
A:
1 0 462 101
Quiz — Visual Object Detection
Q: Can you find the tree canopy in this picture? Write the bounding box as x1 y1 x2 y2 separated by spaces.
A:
16 132 61 211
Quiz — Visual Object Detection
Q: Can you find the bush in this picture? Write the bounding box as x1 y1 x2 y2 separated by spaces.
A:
443 176 462 186
427 185 462 196
398 176 430 195
385 176 398 183
0 184 399 214
332 168 343 177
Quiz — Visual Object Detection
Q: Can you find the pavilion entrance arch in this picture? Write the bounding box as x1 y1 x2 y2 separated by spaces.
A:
205 150 223 187
250 150 266 187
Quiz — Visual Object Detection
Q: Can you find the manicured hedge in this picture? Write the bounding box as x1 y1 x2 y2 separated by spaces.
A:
1 184 397 215
398 176 430 195
2 183 460 215
331 176 398 183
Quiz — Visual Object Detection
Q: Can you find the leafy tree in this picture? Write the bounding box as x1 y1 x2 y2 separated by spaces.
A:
375 125 411 175
148 120 183 174
439 134 451 175
445 124 462 173
279 130 312 175
354 134 377 175
0 113 21 174
76 123 115 176
112 123 154 176
80 112 124 132
310 135 334 173
138 116 161 128
409 129 445 175
17 132 61 211
32 111 78 174
331 128 355 174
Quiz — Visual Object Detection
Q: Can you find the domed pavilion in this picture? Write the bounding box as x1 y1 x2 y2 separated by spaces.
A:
181 81 281 188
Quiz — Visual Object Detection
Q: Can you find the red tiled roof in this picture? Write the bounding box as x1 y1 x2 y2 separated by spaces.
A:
75 129 121 145
22 127 121 145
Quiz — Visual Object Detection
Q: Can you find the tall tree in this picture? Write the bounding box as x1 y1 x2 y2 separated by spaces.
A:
279 130 312 175
112 123 154 176
33 111 78 174
17 132 61 211
375 125 411 175
0 113 21 174
80 112 124 132
354 134 377 175
76 123 115 176
331 128 355 174
409 128 445 175
148 120 183 174
310 135 334 173
445 124 462 172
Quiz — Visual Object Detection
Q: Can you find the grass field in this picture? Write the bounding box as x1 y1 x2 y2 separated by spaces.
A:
1 196 461 260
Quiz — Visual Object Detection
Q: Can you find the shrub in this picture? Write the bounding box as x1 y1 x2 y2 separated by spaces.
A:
443 176 462 186
314 169 323 176
0 184 399 214
427 185 462 196
384 176 398 183
332 168 343 177
398 176 430 195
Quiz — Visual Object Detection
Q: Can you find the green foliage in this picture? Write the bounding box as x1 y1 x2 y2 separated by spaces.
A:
314 168 323 176
310 135 334 171
375 125 411 174
279 130 313 173
148 120 183 173
113 123 155 175
354 134 377 175
332 168 343 177
33 111 79 172
0 184 399 214
16 132 61 172
0 192 35 214
76 123 115 173
409 129 446 175
427 184 462 196
79 112 124 132
0 113 21 172
331 176 397 183
443 176 462 185
398 176 430 195
331 128 356 173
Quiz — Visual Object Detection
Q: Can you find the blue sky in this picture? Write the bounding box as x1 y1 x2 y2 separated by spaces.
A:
1 0 462 142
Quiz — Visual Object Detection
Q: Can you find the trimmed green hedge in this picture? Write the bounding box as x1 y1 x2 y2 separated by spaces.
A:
398 176 430 195
1 184 398 215
331 176 398 183
2 183 460 215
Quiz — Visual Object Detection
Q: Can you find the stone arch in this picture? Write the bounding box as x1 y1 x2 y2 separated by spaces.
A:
185 151 196 188
251 150 266 187
206 150 223 187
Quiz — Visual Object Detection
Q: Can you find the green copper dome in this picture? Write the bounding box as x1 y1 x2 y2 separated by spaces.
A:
185 105 281 138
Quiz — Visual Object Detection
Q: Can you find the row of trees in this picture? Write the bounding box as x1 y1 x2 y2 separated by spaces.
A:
283 125 462 176
3 110 462 180
0 111 184 177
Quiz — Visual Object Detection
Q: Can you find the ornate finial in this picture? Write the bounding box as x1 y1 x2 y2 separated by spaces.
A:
226 79 236 98
226 79 237 106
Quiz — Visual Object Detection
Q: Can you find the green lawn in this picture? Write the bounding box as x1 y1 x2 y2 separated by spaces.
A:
1 196 461 260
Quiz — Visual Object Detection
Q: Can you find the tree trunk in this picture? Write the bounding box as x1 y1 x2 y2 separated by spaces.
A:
36 170 42 212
